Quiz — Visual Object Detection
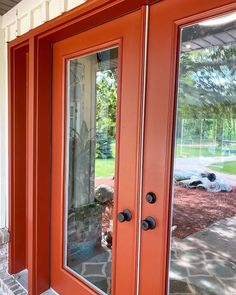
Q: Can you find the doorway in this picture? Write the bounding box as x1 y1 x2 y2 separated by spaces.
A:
8 1 236 295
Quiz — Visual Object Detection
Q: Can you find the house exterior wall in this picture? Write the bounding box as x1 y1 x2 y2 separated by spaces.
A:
0 0 86 230
0 15 8 229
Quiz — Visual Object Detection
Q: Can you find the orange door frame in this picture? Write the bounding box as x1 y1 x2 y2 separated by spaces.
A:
8 42 29 274
8 1 160 295
140 0 236 294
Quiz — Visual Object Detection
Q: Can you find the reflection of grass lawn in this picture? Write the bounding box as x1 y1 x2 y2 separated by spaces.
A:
209 161 236 175
95 158 115 177
176 145 229 158
95 145 236 176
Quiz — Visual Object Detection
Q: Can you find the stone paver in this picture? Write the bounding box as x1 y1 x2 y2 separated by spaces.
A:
0 238 58 295
170 216 236 295
0 243 27 295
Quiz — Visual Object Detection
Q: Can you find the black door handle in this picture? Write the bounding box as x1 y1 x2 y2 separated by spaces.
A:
117 209 132 222
141 216 156 231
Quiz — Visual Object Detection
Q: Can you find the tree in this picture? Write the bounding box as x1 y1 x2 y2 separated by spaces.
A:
96 69 117 158
178 44 236 146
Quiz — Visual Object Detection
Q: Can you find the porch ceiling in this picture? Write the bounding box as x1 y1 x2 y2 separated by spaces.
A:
0 0 21 15
181 21 236 52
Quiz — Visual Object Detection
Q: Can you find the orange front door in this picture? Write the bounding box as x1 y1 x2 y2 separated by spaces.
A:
51 8 146 295
140 0 236 295
51 1 236 295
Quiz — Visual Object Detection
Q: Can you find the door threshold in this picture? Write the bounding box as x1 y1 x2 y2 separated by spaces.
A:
13 269 28 291
41 289 59 295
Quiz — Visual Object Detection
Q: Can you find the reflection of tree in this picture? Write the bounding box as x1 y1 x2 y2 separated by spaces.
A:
96 70 117 158
96 70 117 139
178 44 236 146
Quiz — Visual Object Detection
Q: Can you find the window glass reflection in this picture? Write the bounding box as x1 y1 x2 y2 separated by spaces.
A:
65 47 118 295
169 14 236 295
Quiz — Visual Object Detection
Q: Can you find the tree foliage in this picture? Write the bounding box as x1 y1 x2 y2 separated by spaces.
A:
96 69 117 158
178 44 236 144
96 70 117 139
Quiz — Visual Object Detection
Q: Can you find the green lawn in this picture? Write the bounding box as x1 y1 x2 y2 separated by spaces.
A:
208 160 236 175
95 145 236 177
175 145 230 158
95 158 115 177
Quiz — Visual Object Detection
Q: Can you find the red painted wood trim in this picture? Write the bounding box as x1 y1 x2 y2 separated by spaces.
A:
25 51 29 269
26 36 51 295
8 43 29 274
9 0 160 48
27 36 37 295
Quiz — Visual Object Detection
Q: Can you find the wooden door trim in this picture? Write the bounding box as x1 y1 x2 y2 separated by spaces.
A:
9 0 161 49
8 42 29 274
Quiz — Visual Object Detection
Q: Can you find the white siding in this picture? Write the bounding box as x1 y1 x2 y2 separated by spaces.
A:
0 16 7 228
0 0 87 229
2 0 86 41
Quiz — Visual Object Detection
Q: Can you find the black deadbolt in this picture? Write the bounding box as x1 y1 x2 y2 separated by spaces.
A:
117 209 132 222
146 192 157 204
141 216 156 231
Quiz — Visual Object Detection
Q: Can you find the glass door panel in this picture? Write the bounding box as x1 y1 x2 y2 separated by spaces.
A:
65 47 118 295
169 13 236 295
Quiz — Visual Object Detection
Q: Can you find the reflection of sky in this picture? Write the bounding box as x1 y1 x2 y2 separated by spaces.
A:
96 71 115 86
192 67 236 97
169 15 236 295
179 45 236 106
